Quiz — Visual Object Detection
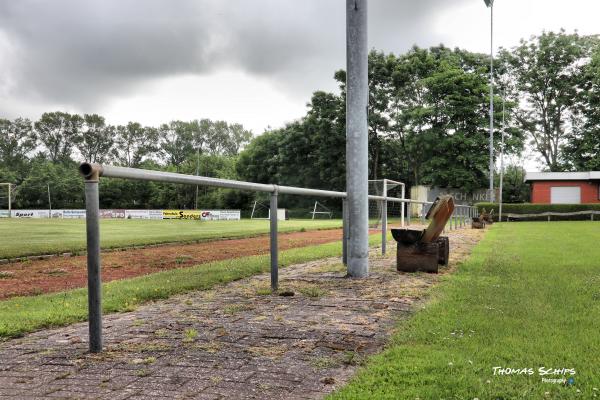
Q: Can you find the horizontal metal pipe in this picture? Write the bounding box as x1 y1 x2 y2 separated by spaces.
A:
80 163 426 204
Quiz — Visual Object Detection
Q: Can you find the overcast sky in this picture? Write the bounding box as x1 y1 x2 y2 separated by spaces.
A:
1 0 598 153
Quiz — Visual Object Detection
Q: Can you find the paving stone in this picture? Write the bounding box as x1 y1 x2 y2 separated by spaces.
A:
0 229 483 399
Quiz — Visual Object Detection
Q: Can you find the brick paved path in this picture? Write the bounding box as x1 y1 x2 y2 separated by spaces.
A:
0 229 483 399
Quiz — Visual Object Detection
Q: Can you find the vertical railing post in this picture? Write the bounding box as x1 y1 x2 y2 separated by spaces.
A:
84 171 102 353
400 184 405 227
7 184 11 218
342 199 348 265
270 191 279 291
407 202 411 226
381 180 387 255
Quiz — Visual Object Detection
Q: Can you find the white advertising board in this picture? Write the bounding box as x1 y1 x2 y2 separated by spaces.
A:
11 210 50 218
63 209 86 219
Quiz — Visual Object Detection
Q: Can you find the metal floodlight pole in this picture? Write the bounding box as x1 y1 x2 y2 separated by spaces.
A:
345 0 369 278
484 0 495 203
499 91 505 222
83 168 102 353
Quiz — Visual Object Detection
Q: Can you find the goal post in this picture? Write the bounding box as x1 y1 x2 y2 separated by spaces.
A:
310 201 333 220
0 183 14 218
368 179 406 255
368 179 405 227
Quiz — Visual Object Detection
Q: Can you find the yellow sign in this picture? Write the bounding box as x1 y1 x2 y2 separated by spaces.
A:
162 210 201 220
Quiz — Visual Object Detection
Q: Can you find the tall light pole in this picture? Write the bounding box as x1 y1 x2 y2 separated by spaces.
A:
346 0 369 278
484 0 495 202
499 90 505 221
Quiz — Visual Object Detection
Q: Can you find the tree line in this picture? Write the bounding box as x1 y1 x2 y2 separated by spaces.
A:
1 30 599 211
238 30 600 207
0 116 252 210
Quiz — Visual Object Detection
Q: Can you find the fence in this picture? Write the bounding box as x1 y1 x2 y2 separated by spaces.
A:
505 210 600 222
78 162 476 352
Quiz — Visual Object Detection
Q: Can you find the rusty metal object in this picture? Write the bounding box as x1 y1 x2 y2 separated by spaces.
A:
472 208 489 229
422 195 455 243
391 195 454 273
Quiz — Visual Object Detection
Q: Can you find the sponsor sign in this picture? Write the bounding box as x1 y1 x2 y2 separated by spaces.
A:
218 210 241 221
100 209 126 219
50 210 64 219
12 210 50 218
163 210 202 220
148 210 163 220
63 209 86 219
125 209 150 219
0 210 10 218
201 210 220 221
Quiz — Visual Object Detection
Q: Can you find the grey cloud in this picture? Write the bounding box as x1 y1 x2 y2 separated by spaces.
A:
0 0 469 116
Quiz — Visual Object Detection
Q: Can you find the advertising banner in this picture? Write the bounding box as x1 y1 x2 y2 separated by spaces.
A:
148 210 163 220
162 210 202 220
125 209 150 219
218 210 241 220
11 210 50 218
200 210 220 221
63 209 86 219
99 209 126 219
50 210 64 219
0 210 9 218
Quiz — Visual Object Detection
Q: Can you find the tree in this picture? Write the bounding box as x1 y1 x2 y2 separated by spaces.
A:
159 121 195 170
75 114 115 163
564 43 600 170
498 164 529 203
114 122 159 167
0 117 36 169
501 30 594 171
34 112 82 163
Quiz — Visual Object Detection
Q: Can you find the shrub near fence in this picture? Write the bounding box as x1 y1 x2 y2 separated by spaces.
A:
475 203 600 221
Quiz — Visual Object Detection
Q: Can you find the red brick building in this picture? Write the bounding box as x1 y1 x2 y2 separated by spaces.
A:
525 172 600 204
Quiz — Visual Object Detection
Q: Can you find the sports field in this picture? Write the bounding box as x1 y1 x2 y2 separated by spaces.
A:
0 218 343 259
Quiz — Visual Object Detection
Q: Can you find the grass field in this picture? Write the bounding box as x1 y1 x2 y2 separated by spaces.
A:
0 233 382 338
0 218 343 259
331 222 600 399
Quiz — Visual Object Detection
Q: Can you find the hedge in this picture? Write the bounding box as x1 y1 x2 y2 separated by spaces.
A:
475 203 600 221
475 203 600 214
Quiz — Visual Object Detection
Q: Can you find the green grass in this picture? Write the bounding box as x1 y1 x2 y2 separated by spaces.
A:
330 221 600 399
0 218 343 259
0 233 382 339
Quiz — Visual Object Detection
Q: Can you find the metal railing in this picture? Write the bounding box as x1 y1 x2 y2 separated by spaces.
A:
79 163 420 352
79 163 479 352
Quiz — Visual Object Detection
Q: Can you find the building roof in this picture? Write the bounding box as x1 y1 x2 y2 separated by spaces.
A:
525 171 600 182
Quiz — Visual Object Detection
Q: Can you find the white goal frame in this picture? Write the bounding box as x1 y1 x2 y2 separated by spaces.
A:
0 183 13 218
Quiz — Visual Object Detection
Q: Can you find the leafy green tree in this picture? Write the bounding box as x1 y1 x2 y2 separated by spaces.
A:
76 114 115 163
15 160 84 209
34 112 83 163
159 121 195 170
498 164 530 203
114 122 159 167
564 44 600 170
501 30 595 171
0 117 36 171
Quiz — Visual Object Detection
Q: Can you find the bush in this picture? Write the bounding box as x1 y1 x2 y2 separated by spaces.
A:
475 202 600 221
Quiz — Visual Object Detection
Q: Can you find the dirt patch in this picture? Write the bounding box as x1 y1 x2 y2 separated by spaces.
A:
0 228 378 300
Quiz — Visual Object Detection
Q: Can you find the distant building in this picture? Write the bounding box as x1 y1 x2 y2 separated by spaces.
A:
524 172 600 204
